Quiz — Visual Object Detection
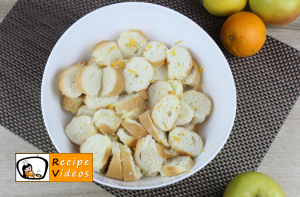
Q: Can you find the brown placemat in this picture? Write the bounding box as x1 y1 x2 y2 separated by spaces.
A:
1 0 299 196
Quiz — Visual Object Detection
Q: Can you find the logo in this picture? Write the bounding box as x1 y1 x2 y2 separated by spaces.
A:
15 154 50 182
15 153 93 182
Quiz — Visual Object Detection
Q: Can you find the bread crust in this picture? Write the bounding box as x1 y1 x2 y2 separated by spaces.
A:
106 152 123 180
138 110 169 147
97 123 120 135
121 147 140 181
115 91 148 115
121 121 149 140
62 95 83 114
163 157 195 177
105 68 126 96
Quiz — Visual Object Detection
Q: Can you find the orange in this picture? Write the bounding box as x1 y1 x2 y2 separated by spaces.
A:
220 12 266 57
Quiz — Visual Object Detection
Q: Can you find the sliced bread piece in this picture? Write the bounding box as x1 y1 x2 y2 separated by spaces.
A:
77 65 102 96
142 41 168 67
59 62 85 98
65 115 98 145
163 156 195 177
115 91 148 115
92 41 123 67
62 95 83 114
139 110 169 147
168 127 204 157
162 147 179 159
118 29 147 59
121 145 143 181
101 67 125 96
93 109 122 135
117 128 137 149
146 81 173 108
83 94 119 111
80 134 112 172
181 90 211 124
77 105 95 116
123 57 154 94
121 100 147 120
106 142 123 180
121 118 149 140
176 100 194 126
166 47 193 80
183 59 201 86
151 95 180 131
134 135 166 173
169 80 184 99
151 65 169 83
111 59 129 71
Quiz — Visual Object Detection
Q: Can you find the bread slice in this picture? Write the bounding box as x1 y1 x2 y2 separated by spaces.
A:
146 81 173 108
80 134 112 172
123 57 154 94
118 29 147 59
106 142 123 180
169 80 184 99
59 62 85 98
62 95 83 114
93 109 122 135
151 95 180 131
115 91 148 115
176 100 194 126
183 59 201 86
181 90 211 124
151 65 168 83
83 94 119 111
168 127 204 157
87 57 99 68
76 65 102 96
166 47 193 80
142 41 168 67
163 156 195 177
134 135 166 173
92 41 123 67
117 128 137 149
139 110 169 147
77 105 95 116
121 118 149 140
120 145 143 181
101 67 125 96
111 59 129 71
121 100 147 120
65 115 98 145
162 147 179 159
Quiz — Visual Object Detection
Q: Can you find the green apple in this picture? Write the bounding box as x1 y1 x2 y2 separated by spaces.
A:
249 0 300 26
223 171 286 197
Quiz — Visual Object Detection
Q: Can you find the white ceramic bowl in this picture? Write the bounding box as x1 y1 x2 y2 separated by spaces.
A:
41 2 236 190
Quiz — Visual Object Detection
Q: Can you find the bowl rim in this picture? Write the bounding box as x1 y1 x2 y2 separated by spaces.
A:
41 2 236 190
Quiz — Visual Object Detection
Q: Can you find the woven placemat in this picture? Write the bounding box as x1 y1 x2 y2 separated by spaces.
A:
1 0 299 196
